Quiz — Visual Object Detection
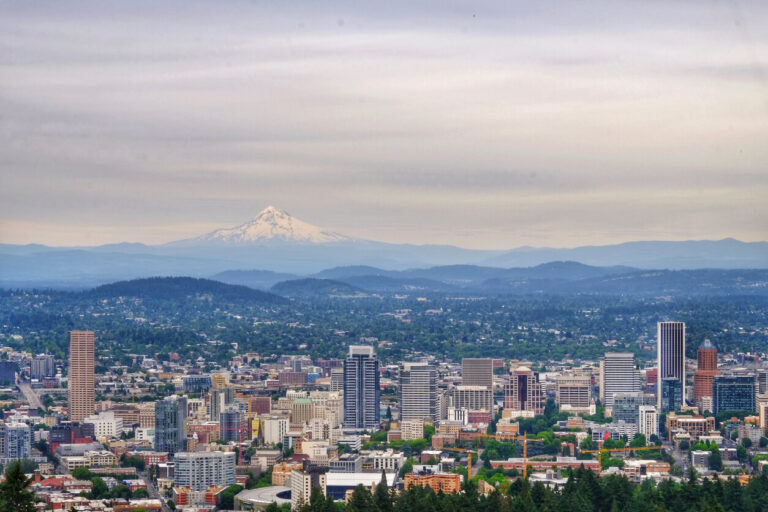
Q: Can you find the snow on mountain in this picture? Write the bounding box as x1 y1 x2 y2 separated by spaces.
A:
194 206 351 244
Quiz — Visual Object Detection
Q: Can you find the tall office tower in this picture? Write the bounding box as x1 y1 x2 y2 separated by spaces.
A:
69 330 95 421
209 388 235 422
219 405 242 442
659 379 683 412
174 451 235 490
638 405 659 438
31 354 56 380
400 363 437 422
599 353 640 408
155 395 188 454
657 322 686 409
461 358 493 389
343 346 380 430
504 366 543 416
693 339 720 405
556 375 592 413
712 375 756 415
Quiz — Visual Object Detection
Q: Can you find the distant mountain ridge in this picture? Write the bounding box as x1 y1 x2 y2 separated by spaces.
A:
1 206 766 287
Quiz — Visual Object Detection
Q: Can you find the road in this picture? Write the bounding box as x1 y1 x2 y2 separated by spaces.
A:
144 475 171 512
18 382 44 410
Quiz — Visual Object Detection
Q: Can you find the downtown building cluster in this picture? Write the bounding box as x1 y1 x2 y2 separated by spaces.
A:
4 320 768 511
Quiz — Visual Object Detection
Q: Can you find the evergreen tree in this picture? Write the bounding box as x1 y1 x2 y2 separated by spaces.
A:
0 461 36 512
374 470 393 512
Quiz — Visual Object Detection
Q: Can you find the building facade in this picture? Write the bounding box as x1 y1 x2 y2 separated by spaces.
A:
343 346 380 430
461 358 493 389
660 378 684 413
69 330 95 421
31 354 56 380
155 396 187 454
693 339 720 407
657 322 686 409
556 375 592 412
712 375 756 415
504 366 543 416
600 353 639 409
174 451 235 491
400 363 437 422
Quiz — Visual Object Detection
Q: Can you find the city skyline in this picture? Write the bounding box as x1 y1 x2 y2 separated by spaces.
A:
1 1 767 249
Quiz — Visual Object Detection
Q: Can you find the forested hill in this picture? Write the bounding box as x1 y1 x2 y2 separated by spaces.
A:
84 276 285 303
270 278 366 298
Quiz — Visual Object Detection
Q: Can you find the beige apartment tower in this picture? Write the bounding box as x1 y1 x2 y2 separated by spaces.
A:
69 330 95 421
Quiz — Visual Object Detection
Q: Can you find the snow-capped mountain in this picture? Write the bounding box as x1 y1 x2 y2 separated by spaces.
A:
193 206 350 244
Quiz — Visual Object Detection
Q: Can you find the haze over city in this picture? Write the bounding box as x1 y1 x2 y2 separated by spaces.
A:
2 0 767 249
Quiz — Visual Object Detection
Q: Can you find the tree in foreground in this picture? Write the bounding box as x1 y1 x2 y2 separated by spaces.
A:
0 460 36 512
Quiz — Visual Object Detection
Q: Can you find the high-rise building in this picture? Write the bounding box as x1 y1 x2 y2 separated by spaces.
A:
31 354 56 380
3 423 32 459
219 405 242 442
659 378 683 413
209 388 235 422
555 375 592 413
400 363 437 422
453 386 494 413
600 353 639 408
343 346 380 430
612 393 655 424
290 466 327 510
712 375 756 415
155 395 187 454
461 358 493 389
693 339 720 406
504 366 543 416
638 406 659 439
657 322 686 409
0 361 17 386
174 451 235 490
69 330 95 421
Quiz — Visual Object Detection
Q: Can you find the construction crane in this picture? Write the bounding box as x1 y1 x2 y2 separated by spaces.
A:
581 445 663 470
475 432 544 478
442 447 479 480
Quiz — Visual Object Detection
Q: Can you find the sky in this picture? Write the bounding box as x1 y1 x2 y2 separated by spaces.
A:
1 0 767 250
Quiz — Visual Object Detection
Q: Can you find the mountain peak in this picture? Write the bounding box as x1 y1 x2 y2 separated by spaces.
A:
194 206 350 244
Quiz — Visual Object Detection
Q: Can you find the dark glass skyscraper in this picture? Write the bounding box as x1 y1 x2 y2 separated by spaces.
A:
660 378 683 412
154 395 187 454
343 346 380 430
712 375 756 415
219 404 242 442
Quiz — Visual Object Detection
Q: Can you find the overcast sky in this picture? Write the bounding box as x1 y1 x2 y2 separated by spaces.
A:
1 1 767 249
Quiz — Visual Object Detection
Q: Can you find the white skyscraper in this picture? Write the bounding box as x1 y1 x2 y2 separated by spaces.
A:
600 353 640 408
399 363 437 422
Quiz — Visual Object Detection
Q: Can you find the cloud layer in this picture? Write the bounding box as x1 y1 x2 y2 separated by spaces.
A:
1 0 767 249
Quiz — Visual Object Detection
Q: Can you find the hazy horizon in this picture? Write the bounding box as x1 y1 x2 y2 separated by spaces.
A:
1 1 767 250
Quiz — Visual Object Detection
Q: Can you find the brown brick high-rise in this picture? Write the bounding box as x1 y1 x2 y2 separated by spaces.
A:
69 330 95 421
693 339 719 404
